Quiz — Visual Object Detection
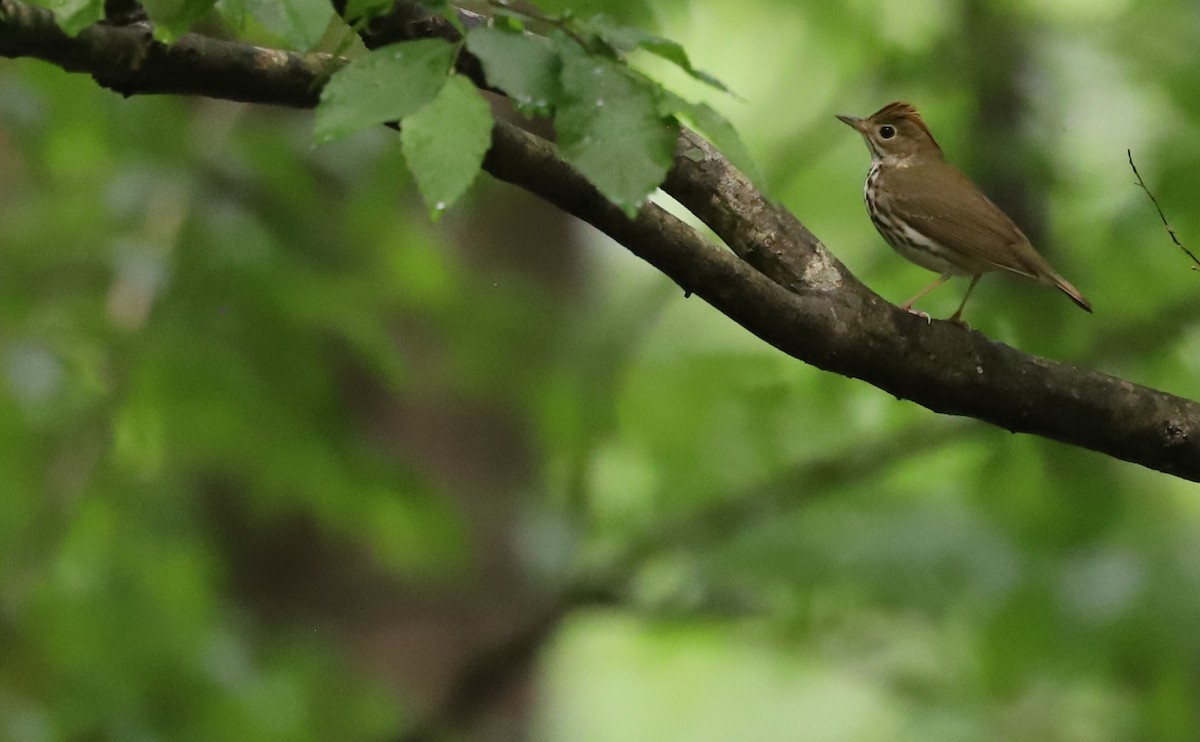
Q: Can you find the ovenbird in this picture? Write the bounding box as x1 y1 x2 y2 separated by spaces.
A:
837 101 1091 323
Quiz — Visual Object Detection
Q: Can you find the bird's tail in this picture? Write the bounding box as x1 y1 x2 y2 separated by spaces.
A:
1048 273 1093 313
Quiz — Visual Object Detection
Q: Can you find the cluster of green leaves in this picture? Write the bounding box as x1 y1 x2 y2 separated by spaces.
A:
315 1 762 218
29 0 760 219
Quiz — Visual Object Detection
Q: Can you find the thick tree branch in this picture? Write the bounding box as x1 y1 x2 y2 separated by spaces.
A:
0 0 337 105
2 0 1199 481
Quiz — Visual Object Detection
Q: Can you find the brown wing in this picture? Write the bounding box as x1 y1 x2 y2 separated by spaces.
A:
886 163 1056 279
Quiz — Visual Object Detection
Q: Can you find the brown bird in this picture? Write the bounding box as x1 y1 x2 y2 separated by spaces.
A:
837 101 1091 323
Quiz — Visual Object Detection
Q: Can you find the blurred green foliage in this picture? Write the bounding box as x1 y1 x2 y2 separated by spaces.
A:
2 0 1200 740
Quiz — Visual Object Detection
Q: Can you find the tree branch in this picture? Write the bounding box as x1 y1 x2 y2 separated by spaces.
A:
2 0 1198 481
0 0 338 105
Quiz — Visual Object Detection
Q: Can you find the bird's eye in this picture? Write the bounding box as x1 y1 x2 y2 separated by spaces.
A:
879 125 896 139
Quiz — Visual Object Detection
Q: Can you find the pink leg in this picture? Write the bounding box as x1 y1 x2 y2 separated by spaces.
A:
948 274 982 325
900 274 951 321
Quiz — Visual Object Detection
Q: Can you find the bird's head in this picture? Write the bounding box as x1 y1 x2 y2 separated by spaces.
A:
837 101 944 162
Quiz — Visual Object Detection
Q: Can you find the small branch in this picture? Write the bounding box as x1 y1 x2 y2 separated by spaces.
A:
1128 149 1200 271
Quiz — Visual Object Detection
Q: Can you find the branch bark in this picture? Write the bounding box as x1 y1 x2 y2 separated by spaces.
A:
2 0 1198 481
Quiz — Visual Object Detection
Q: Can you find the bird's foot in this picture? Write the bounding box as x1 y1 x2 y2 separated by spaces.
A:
902 306 932 324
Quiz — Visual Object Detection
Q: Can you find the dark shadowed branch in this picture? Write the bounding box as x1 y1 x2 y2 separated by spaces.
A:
3 0 1199 483
0 0 338 103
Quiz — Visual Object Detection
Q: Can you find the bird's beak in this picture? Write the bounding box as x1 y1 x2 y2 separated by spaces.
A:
836 114 867 132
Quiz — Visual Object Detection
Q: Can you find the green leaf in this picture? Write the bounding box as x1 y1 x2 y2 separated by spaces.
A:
400 74 494 219
314 39 455 144
214 0 246 29
637 38 732 94
25 0 104 35
578 14 733 94
342 0 393 24
657 91 768 195
140 0 217 41
465 26 560 117
553 33 678 216
465 26 564 117
493 12 526 34
246 0 335 51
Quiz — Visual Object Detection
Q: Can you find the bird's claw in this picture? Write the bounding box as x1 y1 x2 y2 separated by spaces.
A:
904 307 932 324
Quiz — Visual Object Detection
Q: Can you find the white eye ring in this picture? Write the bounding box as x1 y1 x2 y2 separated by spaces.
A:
879 125 896 139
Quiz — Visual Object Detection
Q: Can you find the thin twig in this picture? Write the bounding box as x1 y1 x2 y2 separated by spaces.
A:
1128 149 1200 271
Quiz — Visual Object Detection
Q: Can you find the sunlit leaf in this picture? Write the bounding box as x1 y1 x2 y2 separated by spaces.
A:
578 14 733 94
657 90 768 195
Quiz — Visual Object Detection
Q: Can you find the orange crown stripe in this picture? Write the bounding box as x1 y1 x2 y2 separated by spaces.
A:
871 101 942 154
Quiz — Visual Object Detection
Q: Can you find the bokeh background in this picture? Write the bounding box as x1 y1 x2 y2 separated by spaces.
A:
3 0 1200 739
